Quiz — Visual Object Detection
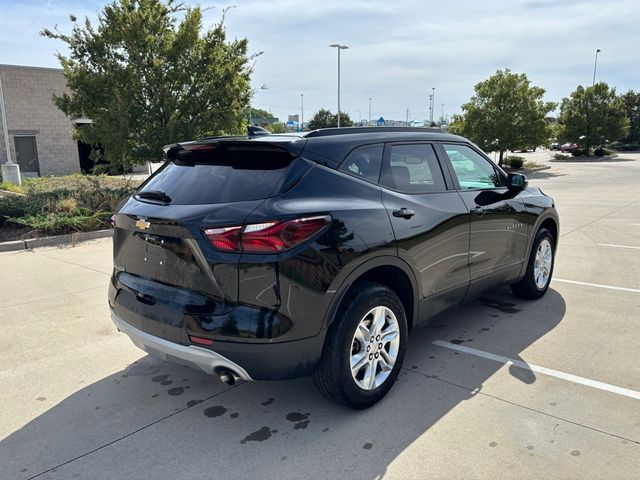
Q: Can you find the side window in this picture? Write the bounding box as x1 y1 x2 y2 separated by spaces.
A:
339 144 383 183
379 143 446 193
442 144 506 189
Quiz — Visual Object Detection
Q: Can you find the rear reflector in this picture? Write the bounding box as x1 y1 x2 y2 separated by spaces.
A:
189 335 214 346
204 215 330 253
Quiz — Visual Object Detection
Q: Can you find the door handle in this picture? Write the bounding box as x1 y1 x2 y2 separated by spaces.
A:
393 208 416 219
470 206 485 216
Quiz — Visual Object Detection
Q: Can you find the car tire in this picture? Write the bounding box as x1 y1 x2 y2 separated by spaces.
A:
511 228 555 299
313 282 408 409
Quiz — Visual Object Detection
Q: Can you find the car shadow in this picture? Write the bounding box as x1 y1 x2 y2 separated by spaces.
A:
0 287 566 480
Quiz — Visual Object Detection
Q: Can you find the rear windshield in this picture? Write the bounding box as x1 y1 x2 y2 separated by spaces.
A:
138 149 296 205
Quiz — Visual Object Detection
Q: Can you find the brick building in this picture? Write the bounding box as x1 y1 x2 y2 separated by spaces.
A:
0 64 80 178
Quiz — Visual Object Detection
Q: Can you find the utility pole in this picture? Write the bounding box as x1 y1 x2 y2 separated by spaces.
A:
368 97 372 125
300 93 304 132
429 93 433 126
592 48 601 86
329 44 349 127
406 108 409 126
431 87 436 124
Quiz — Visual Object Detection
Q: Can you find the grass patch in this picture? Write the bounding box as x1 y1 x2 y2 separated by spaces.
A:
0 174 138 241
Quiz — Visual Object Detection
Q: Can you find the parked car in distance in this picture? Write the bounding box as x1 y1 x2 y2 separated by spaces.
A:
109 127 559 408
550 142 561 151
561 142 579 153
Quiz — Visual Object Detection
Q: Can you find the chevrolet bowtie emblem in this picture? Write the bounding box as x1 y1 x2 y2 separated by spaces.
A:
135 218 151 230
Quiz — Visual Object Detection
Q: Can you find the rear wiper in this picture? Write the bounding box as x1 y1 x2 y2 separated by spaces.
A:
136 190 172 204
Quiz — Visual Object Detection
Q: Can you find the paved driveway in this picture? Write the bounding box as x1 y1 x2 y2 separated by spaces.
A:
1 152 639 479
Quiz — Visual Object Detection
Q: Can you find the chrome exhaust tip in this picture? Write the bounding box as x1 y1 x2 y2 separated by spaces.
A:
217 368 240 386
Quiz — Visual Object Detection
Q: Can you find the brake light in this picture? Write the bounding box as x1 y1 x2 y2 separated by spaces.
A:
203 216 330 253
203 226 241 251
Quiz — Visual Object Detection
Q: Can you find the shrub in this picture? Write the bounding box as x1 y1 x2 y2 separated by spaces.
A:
572 148 586 157
504 155 524 169
0 174 137 239
611 142 640 151
553 153 569 160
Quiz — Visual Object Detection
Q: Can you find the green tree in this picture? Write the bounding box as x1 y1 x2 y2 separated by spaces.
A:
558 83 629 155
266 122 287 133
307 109 353 130
453 69 556 165
620 90 640 143
42 0 256 170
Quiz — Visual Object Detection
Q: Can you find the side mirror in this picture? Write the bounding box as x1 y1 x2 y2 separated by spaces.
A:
507 173 528 192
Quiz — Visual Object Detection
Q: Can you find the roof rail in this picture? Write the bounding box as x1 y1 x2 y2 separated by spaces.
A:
304 126 444 138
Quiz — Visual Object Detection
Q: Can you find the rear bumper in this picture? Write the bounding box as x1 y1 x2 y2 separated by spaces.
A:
111 309 326 381
111 310 253 381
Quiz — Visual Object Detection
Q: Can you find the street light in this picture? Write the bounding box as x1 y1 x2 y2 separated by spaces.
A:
368 97 372 125
592 49 601 86
329 44 349 127
300 93 304 132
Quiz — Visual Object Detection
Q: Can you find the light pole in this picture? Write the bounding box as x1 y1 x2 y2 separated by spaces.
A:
300 93 304 132
592 49 601 86
368 97 372 125
428 93 433 124
431 87 435 124
329 44 348 127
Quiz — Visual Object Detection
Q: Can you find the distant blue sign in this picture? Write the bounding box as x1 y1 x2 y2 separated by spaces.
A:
376 116 385 126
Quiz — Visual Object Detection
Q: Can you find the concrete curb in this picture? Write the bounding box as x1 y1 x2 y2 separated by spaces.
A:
0 229 113 252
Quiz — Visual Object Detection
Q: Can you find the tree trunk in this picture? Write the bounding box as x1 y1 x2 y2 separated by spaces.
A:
498 150 504 166
586 143 590 157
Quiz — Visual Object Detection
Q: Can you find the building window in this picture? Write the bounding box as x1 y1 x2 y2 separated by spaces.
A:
14 136 40 176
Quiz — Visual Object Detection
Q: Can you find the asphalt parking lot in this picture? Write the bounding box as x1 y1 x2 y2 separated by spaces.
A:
1 151 639 479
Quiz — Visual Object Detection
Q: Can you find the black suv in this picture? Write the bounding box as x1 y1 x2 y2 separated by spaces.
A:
109 127 558 408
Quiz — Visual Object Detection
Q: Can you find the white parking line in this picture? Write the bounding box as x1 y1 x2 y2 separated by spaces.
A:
432 340 640 401
553 278 640 293
597 243 640 250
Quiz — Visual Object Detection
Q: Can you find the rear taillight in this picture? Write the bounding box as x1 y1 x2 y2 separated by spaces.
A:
204 216 330 253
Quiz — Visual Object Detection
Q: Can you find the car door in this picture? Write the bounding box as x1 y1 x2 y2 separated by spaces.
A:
380 142 470 325
438 143 529 296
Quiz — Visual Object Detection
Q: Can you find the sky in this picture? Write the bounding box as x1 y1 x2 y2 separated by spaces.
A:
1 0 639 123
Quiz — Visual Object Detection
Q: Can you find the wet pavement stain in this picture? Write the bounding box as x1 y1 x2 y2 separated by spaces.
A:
152 374 170 383
150 394 159 398
489 442 498 447
240 427 276 444
160 380 173 386
479 328 490 332
167 387 184 396
428 355 435 359
363 443 373 450
204 406 227 418
450 339 465 344
571 450 581 457
286 412 309 423
411 365 419 369
186 399 201 407
489 314 499 318
294 420 310 430
281 456 287 461
479 297 521 314
527 445 534 451
261 397 275 406
36 397 46 401
322 427 330 432
230 413 239 419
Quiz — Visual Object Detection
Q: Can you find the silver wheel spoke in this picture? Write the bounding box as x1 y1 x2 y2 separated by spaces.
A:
381 328 398 343
363 361 376 390
370 307 386 336
351 351 368 371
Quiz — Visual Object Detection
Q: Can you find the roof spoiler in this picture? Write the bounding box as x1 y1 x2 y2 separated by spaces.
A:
248 125 271 137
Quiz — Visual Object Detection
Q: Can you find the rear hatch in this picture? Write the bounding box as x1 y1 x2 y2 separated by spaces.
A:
111 136 310 336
